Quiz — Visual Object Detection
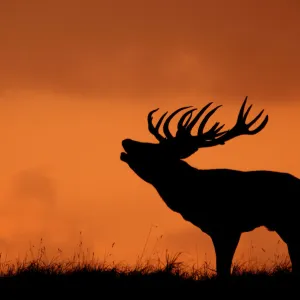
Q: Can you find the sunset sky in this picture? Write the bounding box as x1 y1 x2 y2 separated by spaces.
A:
0 0 299 268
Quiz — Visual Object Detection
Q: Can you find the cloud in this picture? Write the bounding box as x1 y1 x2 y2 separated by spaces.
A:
10 167 57 205
1 0 300 101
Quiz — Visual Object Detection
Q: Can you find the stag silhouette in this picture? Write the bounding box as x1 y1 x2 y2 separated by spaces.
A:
120 96 300 278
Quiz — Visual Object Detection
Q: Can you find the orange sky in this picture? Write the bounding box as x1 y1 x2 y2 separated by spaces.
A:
0 0 299 268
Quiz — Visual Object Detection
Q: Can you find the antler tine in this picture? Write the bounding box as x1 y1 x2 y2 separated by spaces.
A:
198 96 269 147
197 105 224 136
176 108 198 136
232 96 269 135
148 107 192 142
248 113 269 134
162 106 192 139
185 102 214 132
203 123 227 140
173 102 227 142
176 103 225 140
147 108 167 142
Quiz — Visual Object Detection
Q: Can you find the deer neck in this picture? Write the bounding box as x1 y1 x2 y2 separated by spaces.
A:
150 159 199 210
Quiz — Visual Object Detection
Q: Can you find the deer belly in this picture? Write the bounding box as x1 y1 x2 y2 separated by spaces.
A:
178 206 267 234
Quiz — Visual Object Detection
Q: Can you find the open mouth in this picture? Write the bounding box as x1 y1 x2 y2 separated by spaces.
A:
120 140 131 162
120 152 128 162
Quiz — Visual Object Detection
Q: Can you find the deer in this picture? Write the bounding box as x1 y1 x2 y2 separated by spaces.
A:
120 96 300 279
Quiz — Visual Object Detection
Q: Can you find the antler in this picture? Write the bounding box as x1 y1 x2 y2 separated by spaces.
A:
194 96 269 147
147 96 268 153
148 104 226 143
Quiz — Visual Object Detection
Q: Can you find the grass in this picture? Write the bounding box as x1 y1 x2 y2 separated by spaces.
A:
0 238 297 289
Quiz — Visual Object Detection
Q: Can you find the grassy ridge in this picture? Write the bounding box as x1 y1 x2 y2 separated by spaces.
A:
0 244 295 289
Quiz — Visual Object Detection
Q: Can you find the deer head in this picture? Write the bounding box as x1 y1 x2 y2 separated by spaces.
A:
120 96 268 183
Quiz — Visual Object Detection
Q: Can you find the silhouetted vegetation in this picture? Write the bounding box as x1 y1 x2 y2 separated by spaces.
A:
0 242 296 289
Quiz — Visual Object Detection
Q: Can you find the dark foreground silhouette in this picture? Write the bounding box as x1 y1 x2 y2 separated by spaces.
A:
0 253 296 289
121 97 300 280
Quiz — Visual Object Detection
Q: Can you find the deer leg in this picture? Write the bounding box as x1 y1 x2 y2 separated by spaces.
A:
287 240 300 278
210 231 241 278
276 228 300 279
